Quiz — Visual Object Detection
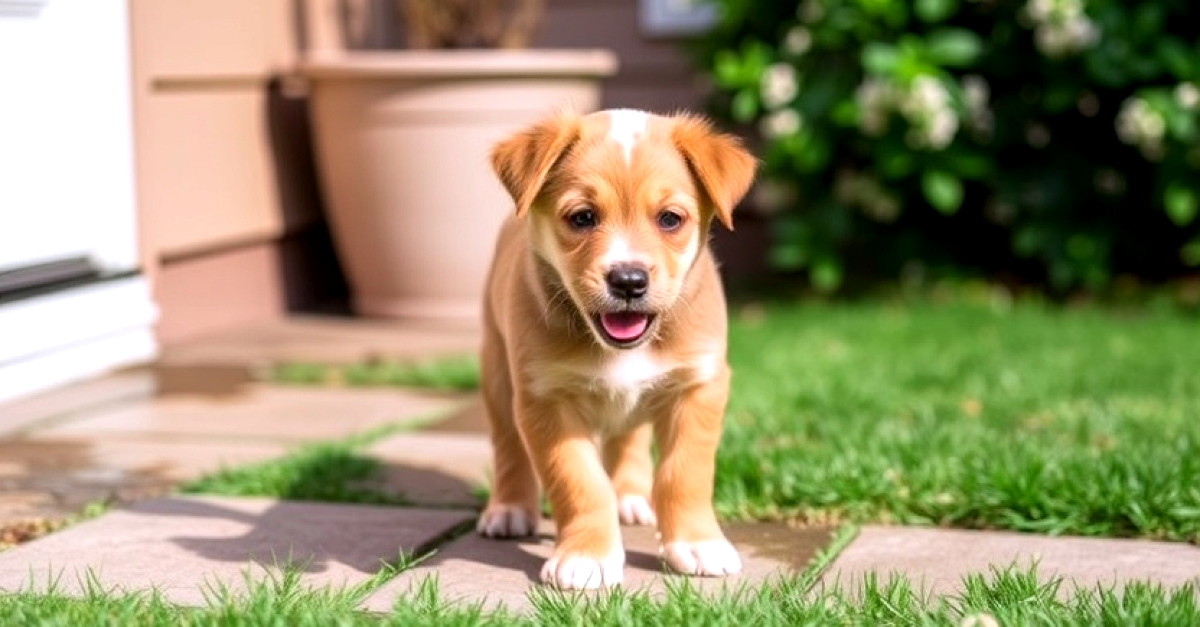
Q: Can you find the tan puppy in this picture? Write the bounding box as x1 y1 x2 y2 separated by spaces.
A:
477 109 756 590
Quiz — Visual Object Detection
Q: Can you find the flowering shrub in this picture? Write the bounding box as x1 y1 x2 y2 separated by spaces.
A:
690 0 1200 291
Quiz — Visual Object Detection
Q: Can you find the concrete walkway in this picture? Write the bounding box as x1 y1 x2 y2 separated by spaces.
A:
0 316 1197 612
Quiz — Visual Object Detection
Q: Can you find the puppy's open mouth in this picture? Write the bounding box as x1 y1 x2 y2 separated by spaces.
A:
594 312 655 348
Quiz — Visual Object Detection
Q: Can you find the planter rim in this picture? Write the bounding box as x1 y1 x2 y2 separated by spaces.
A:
299 49 618 79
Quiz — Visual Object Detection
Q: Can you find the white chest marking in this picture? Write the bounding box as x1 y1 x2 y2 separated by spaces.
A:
604 349 668 391
598 348 670 420
607 109 648 164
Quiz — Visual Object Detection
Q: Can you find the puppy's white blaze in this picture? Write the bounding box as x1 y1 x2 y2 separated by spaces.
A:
606 108 648 164
602 236 633 267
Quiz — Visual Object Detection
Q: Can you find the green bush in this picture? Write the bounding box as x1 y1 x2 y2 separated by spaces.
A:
690 0 1200 292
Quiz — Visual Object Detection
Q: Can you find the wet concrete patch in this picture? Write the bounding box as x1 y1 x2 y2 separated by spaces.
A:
0 438 174 523
422 396 489 434
152 363 255 398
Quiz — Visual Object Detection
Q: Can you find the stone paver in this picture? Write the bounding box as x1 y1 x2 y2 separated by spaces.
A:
0 370 155 436
34 385 465 444
364 520 834 613
0 496 474 606
822 526 1200 598
159 315 480 368
366 432 491 507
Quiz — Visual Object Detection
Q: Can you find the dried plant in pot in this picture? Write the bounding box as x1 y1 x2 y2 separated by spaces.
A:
302 0 617 320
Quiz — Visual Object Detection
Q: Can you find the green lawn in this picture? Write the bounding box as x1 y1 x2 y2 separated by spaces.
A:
2 563 1196 626
718 299 1200 541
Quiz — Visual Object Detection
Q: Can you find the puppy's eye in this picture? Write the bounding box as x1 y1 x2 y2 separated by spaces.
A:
656 209 684 232
566 208 597 231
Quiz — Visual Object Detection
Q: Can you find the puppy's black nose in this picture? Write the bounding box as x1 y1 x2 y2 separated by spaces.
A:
606 264 649 300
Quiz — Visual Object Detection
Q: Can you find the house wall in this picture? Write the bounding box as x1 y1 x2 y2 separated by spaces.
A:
130 0 344 344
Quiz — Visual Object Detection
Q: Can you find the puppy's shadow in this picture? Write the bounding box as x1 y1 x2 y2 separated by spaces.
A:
426 524 664 584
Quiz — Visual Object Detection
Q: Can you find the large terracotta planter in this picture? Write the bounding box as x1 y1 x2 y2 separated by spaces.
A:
303 50 617 320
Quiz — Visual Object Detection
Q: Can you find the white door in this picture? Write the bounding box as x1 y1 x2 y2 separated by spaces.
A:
0 0 157 405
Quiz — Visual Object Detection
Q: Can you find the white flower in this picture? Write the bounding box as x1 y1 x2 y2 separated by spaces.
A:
1025 0 1099 56
760 108 802 139
925 110 959 149
962 75 989 110
898 76 959 149
760 63 799 110
784 26 813 56
1175 83 1200 111
799 0 824 23
833 170 899 222
1077 91 1100 117
1116 97 1166 160
751 179 798 215
1025 122 1051 148
901 76 950 119
855 77 893 136
961 75 994 137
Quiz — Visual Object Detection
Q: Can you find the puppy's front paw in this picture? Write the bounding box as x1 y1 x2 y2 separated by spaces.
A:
541 549 624 590
617 494 657 526
477 503 537 538
661 539 741 577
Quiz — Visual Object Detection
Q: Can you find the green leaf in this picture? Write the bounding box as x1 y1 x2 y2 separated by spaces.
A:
810 257 844 292
1182 240 1200 266
1165 184 1198 226
1156 39 1192 80
925 28 983 67
915 0 958 23
768 242 808 270
862 42 901 74
713 50 744 88
731 88 758 123
922 169 964 215
942 151 992 179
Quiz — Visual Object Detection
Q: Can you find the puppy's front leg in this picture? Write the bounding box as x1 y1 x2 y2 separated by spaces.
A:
653 368 741 577
520 396 623 590
603 423 657 526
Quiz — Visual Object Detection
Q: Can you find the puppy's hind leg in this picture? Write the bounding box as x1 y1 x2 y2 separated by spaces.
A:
604 422 656 526
477 330 539 538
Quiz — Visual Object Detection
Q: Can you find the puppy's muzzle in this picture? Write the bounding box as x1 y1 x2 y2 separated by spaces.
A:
605 263 649 301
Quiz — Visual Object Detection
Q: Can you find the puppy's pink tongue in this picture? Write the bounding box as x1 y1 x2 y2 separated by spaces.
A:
600 312 649 341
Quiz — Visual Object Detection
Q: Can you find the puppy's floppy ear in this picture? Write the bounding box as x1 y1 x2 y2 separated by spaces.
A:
671 114 758 230
490 110 581 217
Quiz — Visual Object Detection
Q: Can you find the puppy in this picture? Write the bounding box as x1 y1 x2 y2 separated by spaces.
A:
477 109 756 590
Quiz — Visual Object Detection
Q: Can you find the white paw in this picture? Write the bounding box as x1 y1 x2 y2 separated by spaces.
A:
617 494 657 526
661 539 742 577
477 504 536 538
540 550 624 590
